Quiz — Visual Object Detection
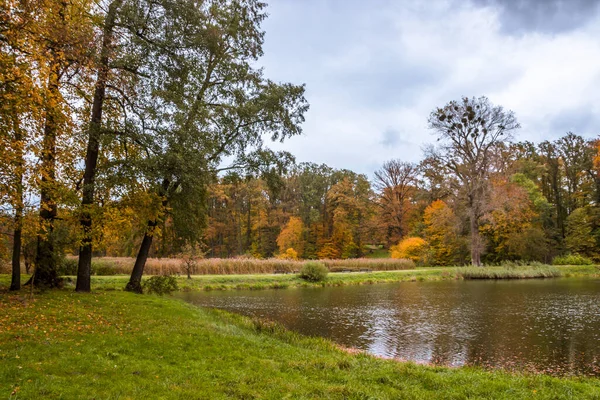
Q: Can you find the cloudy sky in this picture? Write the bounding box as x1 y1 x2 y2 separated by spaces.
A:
258 0 600 176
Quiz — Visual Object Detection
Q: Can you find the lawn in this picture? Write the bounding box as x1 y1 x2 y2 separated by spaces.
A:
1 289 600 399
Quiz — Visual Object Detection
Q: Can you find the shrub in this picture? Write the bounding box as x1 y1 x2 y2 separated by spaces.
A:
92 260 120 275
143 275 179 295
552 254 593 266
299 261 329 282
391 237 428 265
57 257 78 276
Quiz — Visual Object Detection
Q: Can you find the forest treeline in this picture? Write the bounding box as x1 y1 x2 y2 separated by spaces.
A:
2 1 600 294
99 129 600 266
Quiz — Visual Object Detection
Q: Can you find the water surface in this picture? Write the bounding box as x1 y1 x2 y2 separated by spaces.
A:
177 278 600 375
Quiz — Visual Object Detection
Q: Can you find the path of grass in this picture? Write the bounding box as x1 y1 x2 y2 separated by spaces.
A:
1 290 599 399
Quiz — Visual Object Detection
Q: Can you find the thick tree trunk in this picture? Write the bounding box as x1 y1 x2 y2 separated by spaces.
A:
125 225 156 293
10 224 22 291
32 57 61 289
125 179 171 293
10 122 25 291
76 0 122 293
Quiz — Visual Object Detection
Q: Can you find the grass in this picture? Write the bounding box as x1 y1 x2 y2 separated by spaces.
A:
460 265 562 279
2 264 598 293
1 289 600 399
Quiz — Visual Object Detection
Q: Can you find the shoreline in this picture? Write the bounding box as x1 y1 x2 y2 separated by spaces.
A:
1 290 599 398
2 265 598 293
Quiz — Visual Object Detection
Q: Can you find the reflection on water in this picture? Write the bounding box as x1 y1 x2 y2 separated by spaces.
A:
176 279 600 375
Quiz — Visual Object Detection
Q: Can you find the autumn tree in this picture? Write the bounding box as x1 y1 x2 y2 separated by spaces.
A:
374 160 418 246
423 200 464 265
0 7 43 289
427 96 520 266
276 216 303 257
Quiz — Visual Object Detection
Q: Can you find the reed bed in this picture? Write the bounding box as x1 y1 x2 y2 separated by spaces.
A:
72 256 416 276
459 265 562 280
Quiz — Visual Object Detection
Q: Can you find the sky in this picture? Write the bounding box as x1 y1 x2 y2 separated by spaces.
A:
257 0 600 176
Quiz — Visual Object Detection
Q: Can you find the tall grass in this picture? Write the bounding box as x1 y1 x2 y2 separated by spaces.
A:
63 256 416 276
459 265 561 280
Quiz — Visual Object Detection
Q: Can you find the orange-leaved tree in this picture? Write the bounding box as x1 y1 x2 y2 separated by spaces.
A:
391 237 428 265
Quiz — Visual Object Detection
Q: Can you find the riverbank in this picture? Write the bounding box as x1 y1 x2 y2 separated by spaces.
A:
1 290 599 399
1 264 598 292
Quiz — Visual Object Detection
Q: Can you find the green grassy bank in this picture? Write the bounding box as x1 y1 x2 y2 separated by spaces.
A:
1 290 599 399
1 264 598 292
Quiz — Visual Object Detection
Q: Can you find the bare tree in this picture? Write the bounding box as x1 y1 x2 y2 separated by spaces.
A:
427 96 520 266
374 160 418 246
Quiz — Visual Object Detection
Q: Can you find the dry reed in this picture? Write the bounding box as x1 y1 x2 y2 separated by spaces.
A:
78 256 416 276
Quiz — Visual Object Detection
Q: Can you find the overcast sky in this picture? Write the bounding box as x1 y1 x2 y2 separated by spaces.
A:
258 0 600 176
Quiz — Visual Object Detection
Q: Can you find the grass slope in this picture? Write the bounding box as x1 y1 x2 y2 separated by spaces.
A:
1 290 600 399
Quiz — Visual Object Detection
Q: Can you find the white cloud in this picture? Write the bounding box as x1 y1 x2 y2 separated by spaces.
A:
259 0 600 175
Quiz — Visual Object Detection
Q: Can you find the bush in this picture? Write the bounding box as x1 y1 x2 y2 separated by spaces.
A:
143 275 179 295
57 257 78 276
299 261 329 282
552 254 594 266
391 237 428 265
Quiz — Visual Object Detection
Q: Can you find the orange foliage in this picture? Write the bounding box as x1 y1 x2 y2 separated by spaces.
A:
390 237 428 264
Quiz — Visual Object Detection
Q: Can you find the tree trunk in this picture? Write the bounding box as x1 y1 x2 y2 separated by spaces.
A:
125 179 171 293
10 121 25 291
470 211 482 266
32 56 61 289
10 222 22 291
76 0 122 293
125 225 156 293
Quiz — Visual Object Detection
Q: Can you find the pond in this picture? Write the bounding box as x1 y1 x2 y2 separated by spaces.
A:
176 278 600 376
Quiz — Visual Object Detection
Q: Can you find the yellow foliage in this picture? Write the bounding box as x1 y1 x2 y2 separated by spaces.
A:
278 248 298 260
276 217 304 255
423 200 462 266
390 237 428 264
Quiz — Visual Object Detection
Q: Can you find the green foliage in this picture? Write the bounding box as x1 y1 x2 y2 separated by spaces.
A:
57 258 78 276
143 275 179 295
565 208 597 258
552 254 594 266
299 261 329 282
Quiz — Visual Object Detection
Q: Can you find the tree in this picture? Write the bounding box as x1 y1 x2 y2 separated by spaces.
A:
11 0 94 288
123 0 308 292
565 207 596 258
423 200 464 266
374 160 418 246
276 216 304 256
427 96 520 266
0 10 42 290
391 237 427 264
76 0 126 292
480 178 542 262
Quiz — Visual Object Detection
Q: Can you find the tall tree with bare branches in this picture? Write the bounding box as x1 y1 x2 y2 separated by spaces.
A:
427 96 519 266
